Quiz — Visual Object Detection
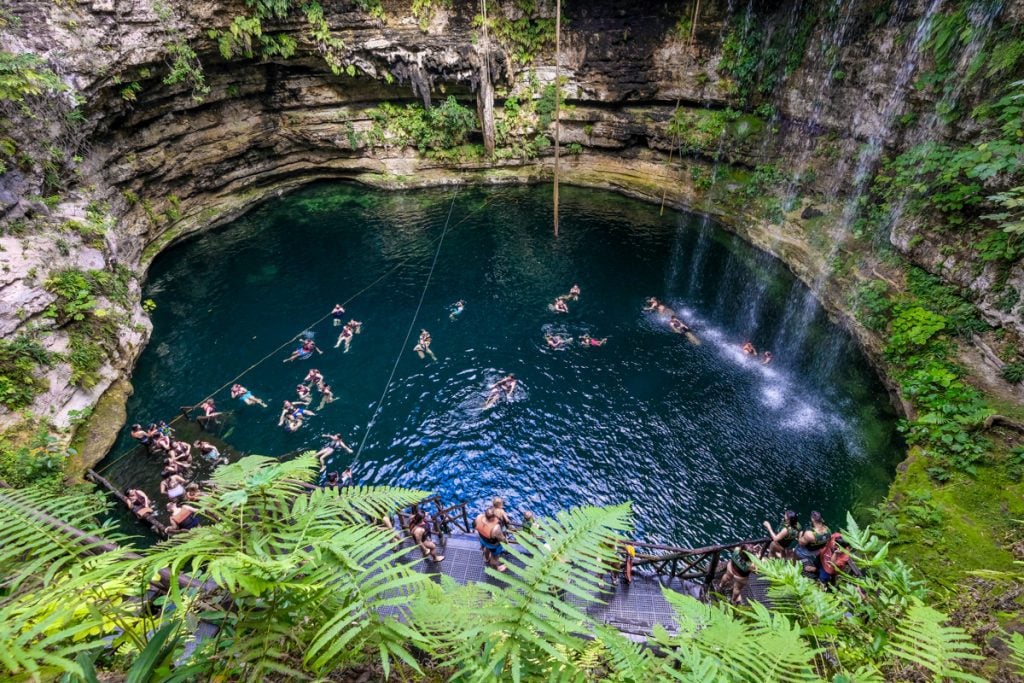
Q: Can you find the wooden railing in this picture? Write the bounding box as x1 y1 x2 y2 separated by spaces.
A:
396 495 472 540
618 537 772 597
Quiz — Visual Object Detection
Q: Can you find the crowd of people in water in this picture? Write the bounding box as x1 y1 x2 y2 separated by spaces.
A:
121 285 776 536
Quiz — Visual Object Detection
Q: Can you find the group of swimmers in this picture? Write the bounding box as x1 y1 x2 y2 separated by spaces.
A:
741 341 773 365
126 420 223 532
646 296 775 362
717 509 850 603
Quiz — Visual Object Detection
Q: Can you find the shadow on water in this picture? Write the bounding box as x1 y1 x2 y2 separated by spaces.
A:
100 184 903 546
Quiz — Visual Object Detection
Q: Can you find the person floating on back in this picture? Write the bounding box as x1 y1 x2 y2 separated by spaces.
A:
284 338 321 362
315 432 353 469
762 351 773 365
579 334 607 347
335 323 354 352
231 383 269 407
414 329 437 361
449 300 465 320
741 341 757 356
550 297 569 314
483 374 517 410
331 304 346 326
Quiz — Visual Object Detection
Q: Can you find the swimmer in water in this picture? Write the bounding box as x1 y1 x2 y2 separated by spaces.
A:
334 323 354 352
196 399 222 428
340 467 354 487
545 334 571 350
742 341 757 356
317 384 335 410
550 297 569 314
567 283 581 301
304 368 325 390
283 414 304 433
449 300 465 320
643 297 660 312
762 350 773 365
347 319 363 334
483 374 517 410
668 316 689 334
579 334 607 347
284 338 321 362
231 384 268 407
331 304 346 326
316 433 353 468
295 384 312 405
414 329 437 361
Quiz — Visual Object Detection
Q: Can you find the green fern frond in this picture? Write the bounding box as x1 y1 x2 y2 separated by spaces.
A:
1008 632 1024 677
657 590 821 682
887 601 984 682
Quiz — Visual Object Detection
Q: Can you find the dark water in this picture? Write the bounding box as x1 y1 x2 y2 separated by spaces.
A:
104 184 902 546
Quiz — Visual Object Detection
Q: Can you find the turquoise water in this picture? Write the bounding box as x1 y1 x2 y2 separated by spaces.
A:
105 184 902 546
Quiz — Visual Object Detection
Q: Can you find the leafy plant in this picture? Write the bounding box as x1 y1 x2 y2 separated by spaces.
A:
0 334 52 410
476 0 556 66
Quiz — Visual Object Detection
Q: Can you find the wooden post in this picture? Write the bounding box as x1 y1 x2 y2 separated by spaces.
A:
705 551 720 599
552 0 561 237
461 503 470 533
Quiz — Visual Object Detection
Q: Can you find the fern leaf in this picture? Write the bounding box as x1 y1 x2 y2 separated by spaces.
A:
887 601 984 682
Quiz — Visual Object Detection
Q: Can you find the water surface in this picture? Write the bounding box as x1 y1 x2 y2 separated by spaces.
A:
106 184 902 545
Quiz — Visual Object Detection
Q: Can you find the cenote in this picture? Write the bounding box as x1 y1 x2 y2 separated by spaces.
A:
106 184 902 545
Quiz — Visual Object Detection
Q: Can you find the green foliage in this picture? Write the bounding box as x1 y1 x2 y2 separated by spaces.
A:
163 40 209 100
1001 361 1024 384
852 280 893 332
477 0 556 66
368 97 476 155
666 107 740 156
0 334 52 410
905 267 986 338
718 7 816 103
68 333 106 388
888 603 985 681
984 185 1024 237
535 81 571 129
412 0 451 31
0 51 65 105
0 421 70 489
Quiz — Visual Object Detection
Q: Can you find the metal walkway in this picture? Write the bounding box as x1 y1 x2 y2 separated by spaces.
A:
399 532 771 638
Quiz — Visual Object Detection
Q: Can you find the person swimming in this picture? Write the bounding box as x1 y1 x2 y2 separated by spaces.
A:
284 338 321 362
483 374 517 410
196 399 222 428
231 384 268 407
545 334 571 350
742 341 757 356
194 440 227 465
414 329 437 361
449 300 465 320
316 433 353 468
668 316 689 334
567 283 581 301
317 384 335 410
347 319 363 334
340 467 354 487
334 324 354 352
643 297 660 312
331 304 346 326
295 384 312 405
304 368 325 390
579 334 607 347
762 351 773 365
549 297 569 314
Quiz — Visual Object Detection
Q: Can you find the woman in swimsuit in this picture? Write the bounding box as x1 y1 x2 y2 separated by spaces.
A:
231 384 268 407
550 297 569 314
579 334 607 347
668 317 689 334
643 297 660 312
295 384 312 405
160 471 187 500
331 304 346 326
545 334 570 350
762 351 773 365
194 440 227 465
347 319 363 334
795 511 831 575
130 423 151 449
567 284 581 301
316 433 353 468
763 510 801 559
742 341 757 356
125 488 154 518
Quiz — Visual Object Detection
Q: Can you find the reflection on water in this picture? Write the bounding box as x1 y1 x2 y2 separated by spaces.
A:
105 184 902 545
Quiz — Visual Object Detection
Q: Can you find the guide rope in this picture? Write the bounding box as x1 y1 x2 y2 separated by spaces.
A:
351 188 460 465
94 188 499 477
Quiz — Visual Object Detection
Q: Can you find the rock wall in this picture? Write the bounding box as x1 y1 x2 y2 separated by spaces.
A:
1 0 1022 463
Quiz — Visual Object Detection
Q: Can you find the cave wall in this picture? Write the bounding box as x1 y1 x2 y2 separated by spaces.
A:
1 0 1022 454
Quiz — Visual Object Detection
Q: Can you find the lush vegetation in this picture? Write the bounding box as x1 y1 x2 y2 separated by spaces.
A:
476 0 557 66
367 96 478 155
0 453 1007 682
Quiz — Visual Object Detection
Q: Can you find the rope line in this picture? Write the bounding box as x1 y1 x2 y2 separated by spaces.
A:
96 188 501 477
352 188 460 464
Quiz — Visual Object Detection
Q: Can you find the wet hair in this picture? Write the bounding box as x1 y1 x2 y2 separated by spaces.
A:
784 510 799 528
492 497 504 508
131 423 141 430
811 511 824 525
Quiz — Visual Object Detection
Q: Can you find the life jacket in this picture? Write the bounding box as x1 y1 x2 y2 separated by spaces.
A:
819 533 850 577
808 525 831 550
779 523 801 547
731 548 753 577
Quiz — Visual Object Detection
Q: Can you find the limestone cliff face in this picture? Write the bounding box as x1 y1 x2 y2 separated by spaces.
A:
1 0 1021 455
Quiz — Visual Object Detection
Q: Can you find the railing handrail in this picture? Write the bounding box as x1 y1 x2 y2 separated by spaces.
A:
624 536 772 556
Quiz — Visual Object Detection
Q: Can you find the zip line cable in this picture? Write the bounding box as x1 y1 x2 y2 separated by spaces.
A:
351 188 460 465
95 188 500 477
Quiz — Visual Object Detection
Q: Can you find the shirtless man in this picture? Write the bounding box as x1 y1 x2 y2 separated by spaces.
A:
475 507 507 572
